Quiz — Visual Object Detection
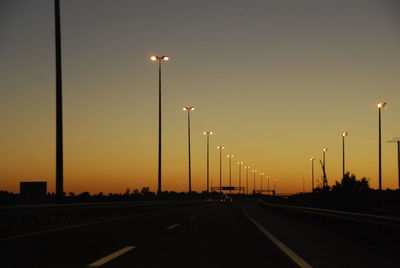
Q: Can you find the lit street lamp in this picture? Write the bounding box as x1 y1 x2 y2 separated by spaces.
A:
342 132 349 178
388 138 400 190
267 175 271 195
377 101 387 190
217 146 224 197
204 131 213 193
322 148 328 187
260 172 264 195
310 157 315 192
252 169 257 194
182 107 195 192
245 166 250 195
227 155 234 195
150 55 170 195
237 161 243 194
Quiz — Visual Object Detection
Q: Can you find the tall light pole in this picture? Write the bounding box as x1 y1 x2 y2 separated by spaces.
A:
267 175 270 195
227 155 234 195
388 138 400 190
273 178 277 194
342 132 349 178
182 107 195 192
310 157 315 192
252 169 257 194
260 172 264 195
322 148 328 187
237 161 243 194
377 101 387 191
245 166 250 195
54 0 64 199
217 146 224 197
204 131 213 193
150 55 170 195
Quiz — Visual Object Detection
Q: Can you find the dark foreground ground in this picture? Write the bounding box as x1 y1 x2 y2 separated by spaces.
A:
1 201 398 268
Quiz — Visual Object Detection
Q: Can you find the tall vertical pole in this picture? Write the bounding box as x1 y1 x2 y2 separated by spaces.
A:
378 108 382 191
55 0 63 199
342 135 345 178
246 167 249 195
397 141 400 190
206 134 210 193
267 176 270 195
238 163 242 194
187 110 192 192
311 159 314 192
229 157 232 195
157 59 162 195
219 147 222 197
253 171 256 194
260 174 263 195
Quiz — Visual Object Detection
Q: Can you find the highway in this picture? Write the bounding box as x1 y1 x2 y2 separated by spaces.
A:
1 201 398 267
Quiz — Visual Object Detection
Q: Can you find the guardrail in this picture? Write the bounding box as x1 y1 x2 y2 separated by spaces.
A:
0 200 202 238
259 201 400 251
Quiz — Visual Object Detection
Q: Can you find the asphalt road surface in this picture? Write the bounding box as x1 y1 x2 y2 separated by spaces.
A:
1 201 398 267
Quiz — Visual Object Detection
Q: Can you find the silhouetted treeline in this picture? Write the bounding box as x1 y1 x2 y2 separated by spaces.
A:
271 173 400 215
0 187 224 205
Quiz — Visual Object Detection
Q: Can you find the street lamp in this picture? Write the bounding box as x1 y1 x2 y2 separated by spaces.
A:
273 178 277 194
227 155 234 195
237 161 243 194
204 131 213 193
322 148 328 187
217 146 224 197
377 101 387 191
342 132 349 178
260 173 264 195
266 175 271 195
252 169 257 194
388 138 400 190
244 166 250 195
150 55 170 195
310 157 315 192
182 107 195 192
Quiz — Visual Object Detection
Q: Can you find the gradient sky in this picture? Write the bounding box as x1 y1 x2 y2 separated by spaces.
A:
1 0 400 194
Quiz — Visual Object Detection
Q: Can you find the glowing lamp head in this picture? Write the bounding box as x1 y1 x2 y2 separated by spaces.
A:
342 132 348 137
217 146 224 150
377 101 387 109
162 56 170 61
323 148 327 152
310 157 315 161
150 56 157 61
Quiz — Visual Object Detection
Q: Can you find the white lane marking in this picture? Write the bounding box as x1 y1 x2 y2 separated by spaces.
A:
243 207 313 268
0 211 155 242
189 216 197 220
87 246 135 267
165 224 180 230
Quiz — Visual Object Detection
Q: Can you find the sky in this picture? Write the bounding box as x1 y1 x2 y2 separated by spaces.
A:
0 0 400 194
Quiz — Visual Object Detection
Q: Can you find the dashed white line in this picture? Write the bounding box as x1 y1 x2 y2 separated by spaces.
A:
165 224 180 230
86 246 136 267
243 207 313 268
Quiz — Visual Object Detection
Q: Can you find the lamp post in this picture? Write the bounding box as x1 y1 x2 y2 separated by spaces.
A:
150 55 170 195
322 148 328 187
267 175 270 195
227 155 234 195
204 131 213 194
377 101 387 191
217 146 224 197
252 169 257 194
237 161 243 194
388 138 400 190
273 178 277 194
260 173 264 195
342 132 349 178
182 107 195 192
245 166 250 195
54 0 63 199
310 157 315 192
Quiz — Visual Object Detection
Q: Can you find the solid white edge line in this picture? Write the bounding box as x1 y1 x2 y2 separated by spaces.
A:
165 224 180 230
87 246 136 267
243 206 313 268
